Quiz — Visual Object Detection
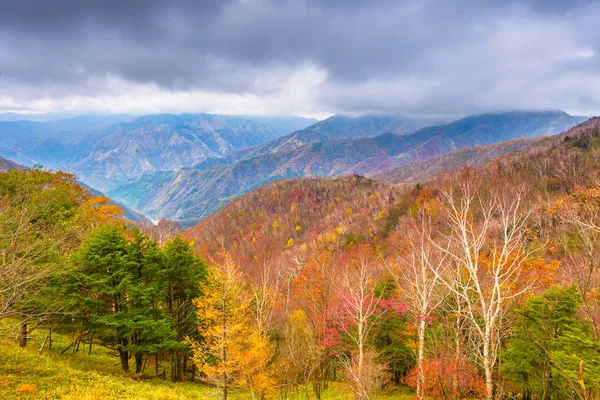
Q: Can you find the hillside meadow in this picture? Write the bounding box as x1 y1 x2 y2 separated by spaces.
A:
0 320 410 399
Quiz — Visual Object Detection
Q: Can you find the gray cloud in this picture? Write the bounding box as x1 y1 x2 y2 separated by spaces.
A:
0 0 599 117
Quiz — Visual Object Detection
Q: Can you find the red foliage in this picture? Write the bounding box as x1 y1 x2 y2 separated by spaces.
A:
405 356 485 399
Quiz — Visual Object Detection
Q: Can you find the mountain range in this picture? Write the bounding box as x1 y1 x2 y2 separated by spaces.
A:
0 113 317 192
0 109 588 225
108 111 586 224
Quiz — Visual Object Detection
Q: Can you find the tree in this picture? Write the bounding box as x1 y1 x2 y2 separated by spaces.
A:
391 194 446 400
162 235 207 381
372 276 413 386
291 250 338 399
191 252 273 399
68 227 175 373
274 309 324 398
334 246 387 400
0 168 94 345
144 220 182 246
501 286 600 400
436 176 539 400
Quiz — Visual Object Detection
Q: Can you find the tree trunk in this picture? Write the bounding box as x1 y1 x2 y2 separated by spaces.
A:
88 333 94 355
483 332 493 400
119 349 130 372
453 299 461 400
183 353 188 381
119 339 130 372
417 318 426 400
19 322 27 347
135 353 143 374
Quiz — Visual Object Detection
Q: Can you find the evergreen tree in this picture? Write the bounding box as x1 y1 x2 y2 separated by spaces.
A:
162 235 207 381
501 286 600 399
68 227 175 373
372 275 414 384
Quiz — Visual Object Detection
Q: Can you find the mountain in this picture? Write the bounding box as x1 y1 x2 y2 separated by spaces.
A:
228 115 318 137
0 115 134 146
201 113 440 167
110 111 586 224
0 113 316 192
371 137 541 183
184 115 600 269
184 175 403 264
0 157 25 172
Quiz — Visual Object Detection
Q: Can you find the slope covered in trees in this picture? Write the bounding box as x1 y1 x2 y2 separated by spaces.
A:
182 116 600 399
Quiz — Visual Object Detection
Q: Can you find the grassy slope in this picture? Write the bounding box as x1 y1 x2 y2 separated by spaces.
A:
0 326 409 399
0 327 211 399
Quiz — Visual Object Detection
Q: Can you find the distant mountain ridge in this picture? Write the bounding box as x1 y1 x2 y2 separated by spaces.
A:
194 113 441 169
0 113 318 192
0 115 134 146
109 110 586 224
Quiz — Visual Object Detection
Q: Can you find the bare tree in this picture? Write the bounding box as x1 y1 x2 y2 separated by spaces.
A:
552 182 600 339
336 246 385 400
435 177 537 400
391 212 447 400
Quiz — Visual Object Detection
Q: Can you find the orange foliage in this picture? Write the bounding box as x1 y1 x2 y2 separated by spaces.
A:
83 196 124 221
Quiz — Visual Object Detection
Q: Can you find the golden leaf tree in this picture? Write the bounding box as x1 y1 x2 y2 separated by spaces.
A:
191 251 274 399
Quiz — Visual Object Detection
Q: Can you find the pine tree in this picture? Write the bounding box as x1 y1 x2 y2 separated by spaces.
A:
501 286 600 399
68 227 175 373
162 235 207 381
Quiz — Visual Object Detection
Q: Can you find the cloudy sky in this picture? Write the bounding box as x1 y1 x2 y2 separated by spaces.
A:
0 0 599 118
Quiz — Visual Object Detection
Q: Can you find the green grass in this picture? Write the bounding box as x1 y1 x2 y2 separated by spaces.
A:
0 322 413 399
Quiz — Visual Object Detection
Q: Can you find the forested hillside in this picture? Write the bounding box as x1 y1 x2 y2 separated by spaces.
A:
183 116 600 399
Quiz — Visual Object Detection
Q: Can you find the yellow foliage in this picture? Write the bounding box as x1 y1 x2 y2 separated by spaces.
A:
272 220 280 229
288 309 308 325
295 225 301 231
290 203 297 213
285 238 294 248
373 210 386 221
191 253 274 398
345 207 353 215
16 383 38 394
332 227 344 235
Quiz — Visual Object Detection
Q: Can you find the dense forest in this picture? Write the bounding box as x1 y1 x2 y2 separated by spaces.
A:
3 118 600 399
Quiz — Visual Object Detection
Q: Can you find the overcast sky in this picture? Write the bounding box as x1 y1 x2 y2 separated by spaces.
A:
0 0 599 118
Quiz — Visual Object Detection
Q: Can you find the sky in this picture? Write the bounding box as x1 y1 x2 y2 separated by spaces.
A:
0 0 599 119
